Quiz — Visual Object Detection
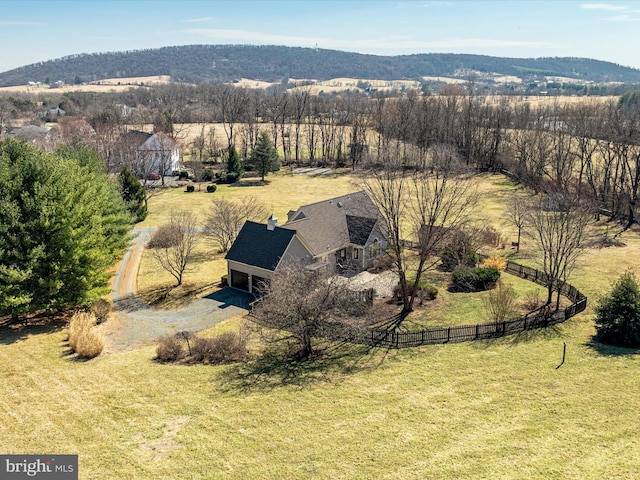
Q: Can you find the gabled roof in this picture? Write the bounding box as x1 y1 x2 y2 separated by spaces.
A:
346 215 377 246
8 125 51 142
225 220 297 271
282 191 382 255
114 130 152 150
141 132 179 151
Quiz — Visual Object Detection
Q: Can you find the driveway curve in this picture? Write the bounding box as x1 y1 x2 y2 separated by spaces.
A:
102 229 251 353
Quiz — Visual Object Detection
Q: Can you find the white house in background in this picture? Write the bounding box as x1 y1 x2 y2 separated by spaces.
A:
137 132 181 176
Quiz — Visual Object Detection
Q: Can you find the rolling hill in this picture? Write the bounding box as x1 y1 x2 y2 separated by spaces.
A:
1 44 640 87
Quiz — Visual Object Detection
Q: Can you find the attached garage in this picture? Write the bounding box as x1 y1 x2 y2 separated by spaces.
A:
225 221 306 294
230 269 250 291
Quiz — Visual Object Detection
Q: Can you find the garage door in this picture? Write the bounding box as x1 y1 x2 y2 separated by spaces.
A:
230 270 249 291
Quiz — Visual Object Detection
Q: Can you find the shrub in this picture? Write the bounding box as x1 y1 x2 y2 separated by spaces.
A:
421 284 439 301
594 270 640 348
368 254 394 273
216 172 239 184
185 185 195 193
484 281 519 322
68 312 104 358
392 280 438 303
480 225 503 247
475 267 501 287
91 298 112 324
206 184 217 193
178 170 190 180
156 334 185 362
521 290 544 311
440 230 478 271
451 267 501 292
221 274 228 286
201 169 215 182
479 254 507 271
451 268 480 292
190 332 249 364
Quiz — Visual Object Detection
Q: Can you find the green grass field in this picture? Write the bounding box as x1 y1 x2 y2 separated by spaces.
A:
2 172 639 479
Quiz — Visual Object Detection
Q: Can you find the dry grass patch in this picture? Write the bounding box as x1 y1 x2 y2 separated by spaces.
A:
156 329 249 365
67 312 104 358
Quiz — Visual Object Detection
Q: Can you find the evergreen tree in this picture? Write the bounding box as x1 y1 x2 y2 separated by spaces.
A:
226 145 243 181
0 139 131 320
248 132 280 182
595 270 640 348
119 168 147 222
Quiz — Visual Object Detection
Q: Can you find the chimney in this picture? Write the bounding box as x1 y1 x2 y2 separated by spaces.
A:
267 214 278 231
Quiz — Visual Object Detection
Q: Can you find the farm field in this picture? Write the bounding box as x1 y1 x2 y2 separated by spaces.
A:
2 172 640 479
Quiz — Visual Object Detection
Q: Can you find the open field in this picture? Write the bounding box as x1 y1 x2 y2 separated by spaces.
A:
2 172 640 479
0 75 175 94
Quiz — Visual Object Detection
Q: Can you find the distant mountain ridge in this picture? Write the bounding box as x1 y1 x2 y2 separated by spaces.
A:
2 44 640 87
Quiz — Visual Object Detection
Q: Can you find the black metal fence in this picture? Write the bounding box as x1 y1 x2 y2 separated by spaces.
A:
366 260 587 348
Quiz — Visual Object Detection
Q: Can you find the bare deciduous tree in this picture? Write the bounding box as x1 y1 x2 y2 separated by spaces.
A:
505 195 529 252
203 197 268 252
526 192 593 309
148 212 199 287
251 263 370 360
363 146 477 313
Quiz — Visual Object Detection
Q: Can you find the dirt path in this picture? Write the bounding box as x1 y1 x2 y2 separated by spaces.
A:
102 229 251 353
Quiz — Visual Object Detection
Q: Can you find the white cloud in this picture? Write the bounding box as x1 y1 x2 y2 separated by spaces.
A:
604 13 640 21
182 17 217 23
580 3 628 10
422 1 454 6
393 1 454 8
0 21 41 26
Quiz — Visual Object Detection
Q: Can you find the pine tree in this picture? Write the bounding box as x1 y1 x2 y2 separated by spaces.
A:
119 168 147 222
595 270 640 348
0 139 131 320
248 132 280 182
226 145 243 181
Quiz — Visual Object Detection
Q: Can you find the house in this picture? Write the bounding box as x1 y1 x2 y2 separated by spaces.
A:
225 216 315 293
8 125 52 145
137 131 181 176
111 131 181 177
225 192 388 292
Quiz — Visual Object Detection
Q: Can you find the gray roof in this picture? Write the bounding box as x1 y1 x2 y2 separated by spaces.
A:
346 215 377 246
282 191 382 255
225 220 297 271
8 125 51 142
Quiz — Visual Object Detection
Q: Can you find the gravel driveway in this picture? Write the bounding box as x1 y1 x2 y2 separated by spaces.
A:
102 229 252 353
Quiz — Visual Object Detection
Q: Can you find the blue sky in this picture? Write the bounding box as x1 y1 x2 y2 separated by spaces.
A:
1 0 640 73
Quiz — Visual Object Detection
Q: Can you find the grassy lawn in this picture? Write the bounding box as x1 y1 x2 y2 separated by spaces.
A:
2 311 639 479
2 172 640 479
401 271 549 330
138 168 360 229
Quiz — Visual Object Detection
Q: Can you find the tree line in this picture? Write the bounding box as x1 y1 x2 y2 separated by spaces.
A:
6 82 640 227
3 45 640 87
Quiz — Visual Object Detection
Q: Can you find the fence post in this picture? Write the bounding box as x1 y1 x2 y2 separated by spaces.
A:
447 327 451 343
395 332 399 348
475 323 479 339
